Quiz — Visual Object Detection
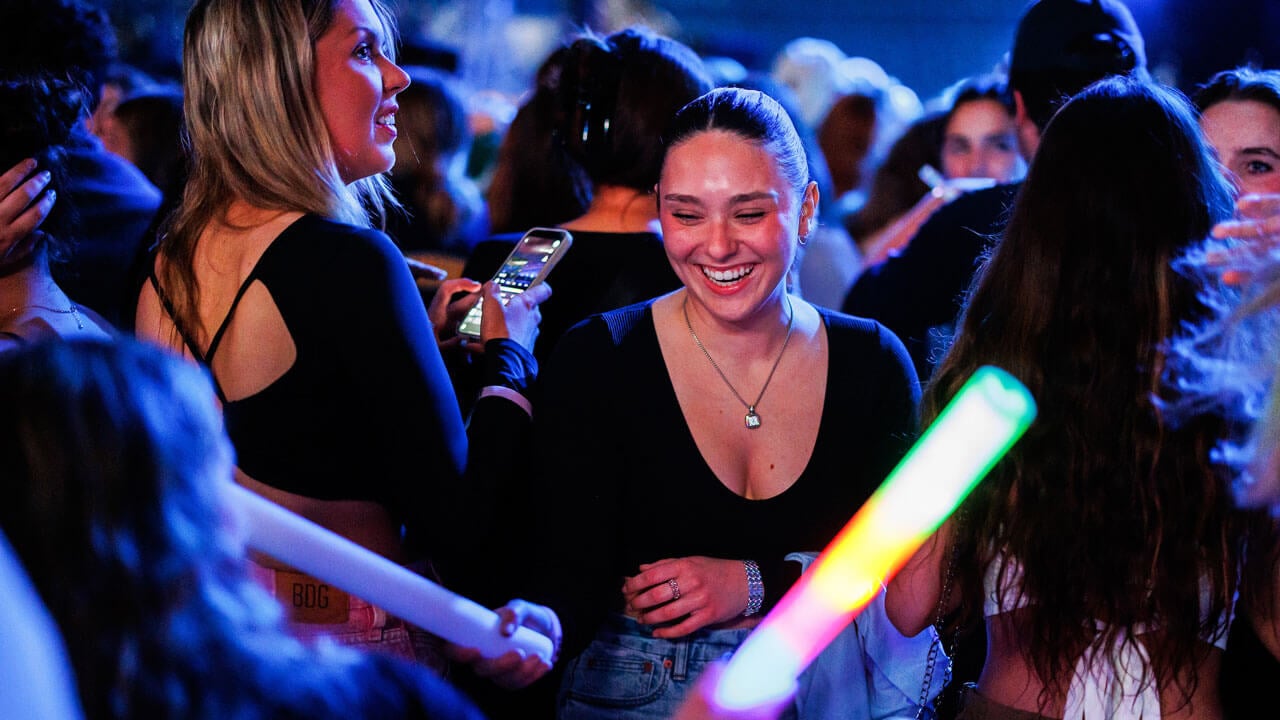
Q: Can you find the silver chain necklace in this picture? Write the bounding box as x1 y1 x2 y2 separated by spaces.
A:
1 302 83 331
682 294 795 429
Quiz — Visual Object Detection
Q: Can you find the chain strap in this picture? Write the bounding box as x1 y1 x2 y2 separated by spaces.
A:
915 509 965 720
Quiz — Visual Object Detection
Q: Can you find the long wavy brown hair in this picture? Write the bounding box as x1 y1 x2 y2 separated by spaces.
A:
158 0 399 348
927 76 1250 711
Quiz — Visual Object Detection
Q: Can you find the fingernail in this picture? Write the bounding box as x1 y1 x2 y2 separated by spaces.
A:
45 189 56 202
23 158 37 172
504 621 517 634
39 171 51 184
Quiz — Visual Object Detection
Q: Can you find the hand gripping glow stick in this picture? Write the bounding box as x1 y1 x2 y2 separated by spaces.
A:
712 366 1036 711
226 483 555 664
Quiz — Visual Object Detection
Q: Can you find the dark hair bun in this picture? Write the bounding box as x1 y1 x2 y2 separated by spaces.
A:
0 74 87 167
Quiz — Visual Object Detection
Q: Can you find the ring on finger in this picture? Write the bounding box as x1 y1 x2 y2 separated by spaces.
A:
667 577 681 601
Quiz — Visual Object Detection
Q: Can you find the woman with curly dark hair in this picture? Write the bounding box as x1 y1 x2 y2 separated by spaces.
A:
887 76 1265 719
0 72 113 348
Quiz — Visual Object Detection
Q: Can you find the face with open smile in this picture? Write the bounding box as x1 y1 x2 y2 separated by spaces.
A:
312 0 410 185
659 129 817 326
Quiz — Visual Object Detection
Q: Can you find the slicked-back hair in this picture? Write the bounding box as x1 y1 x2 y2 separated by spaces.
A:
663 87 811 200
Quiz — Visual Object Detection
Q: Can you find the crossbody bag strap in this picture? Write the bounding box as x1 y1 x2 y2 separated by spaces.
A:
915 507 965 720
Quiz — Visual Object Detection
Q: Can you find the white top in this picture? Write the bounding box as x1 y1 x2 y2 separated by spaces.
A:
983 553 1231 720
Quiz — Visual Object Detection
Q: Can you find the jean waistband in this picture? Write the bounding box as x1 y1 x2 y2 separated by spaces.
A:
596 613 753 670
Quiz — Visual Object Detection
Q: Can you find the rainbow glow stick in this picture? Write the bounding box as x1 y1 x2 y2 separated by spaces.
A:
712 366 1036 711
226 483 555 664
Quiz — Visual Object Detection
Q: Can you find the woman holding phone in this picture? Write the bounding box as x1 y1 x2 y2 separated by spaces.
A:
135 0 557 684
528 87 921 719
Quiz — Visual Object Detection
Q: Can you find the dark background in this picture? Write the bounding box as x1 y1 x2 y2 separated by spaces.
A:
102 0 1277 106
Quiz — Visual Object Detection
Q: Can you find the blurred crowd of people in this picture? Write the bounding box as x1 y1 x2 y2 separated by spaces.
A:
4 1 1280 720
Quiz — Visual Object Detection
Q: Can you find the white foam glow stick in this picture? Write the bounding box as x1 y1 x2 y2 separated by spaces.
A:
227 483 555 664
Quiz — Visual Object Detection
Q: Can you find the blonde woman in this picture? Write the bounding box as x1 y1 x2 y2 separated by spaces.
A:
136 0 557 686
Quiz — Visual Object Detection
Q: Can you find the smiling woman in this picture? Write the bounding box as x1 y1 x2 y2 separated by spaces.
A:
133 0 559 687
525 88 925 720
312 0 407 184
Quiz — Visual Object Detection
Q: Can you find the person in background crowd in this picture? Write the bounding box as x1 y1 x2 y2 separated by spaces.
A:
0 0 163 329
0 72 114 349
104 88 187 199
851 75 1024 270
88 61 160 146
387 66 489 254
1174 66 1280 718
452 29 711 717
484 46 592 236
1196 66 1280 197
463 26 710 365
844 0 1149 383
937 76 1024 184
771 37 849 131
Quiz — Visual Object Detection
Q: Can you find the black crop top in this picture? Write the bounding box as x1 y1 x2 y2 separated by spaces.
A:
153 215 468 513
150 214 541 593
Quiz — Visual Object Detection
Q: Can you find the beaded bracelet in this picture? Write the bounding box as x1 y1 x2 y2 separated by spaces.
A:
743 559 764 616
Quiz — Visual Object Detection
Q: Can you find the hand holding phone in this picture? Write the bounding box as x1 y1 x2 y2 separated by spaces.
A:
474 280 552 352
457 227 572 340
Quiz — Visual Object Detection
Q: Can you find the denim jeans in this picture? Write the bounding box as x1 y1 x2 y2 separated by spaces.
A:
558 614 758 720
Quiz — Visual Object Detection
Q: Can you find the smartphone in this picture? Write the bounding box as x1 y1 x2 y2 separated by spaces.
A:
456 227 573 340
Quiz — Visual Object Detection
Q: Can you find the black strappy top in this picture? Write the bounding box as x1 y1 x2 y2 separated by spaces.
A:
150 215 469 515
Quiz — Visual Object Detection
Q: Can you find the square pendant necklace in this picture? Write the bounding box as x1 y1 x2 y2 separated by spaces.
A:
682 295 794 429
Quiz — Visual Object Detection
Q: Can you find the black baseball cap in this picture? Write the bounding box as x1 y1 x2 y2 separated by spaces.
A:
1010 0 1146 76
